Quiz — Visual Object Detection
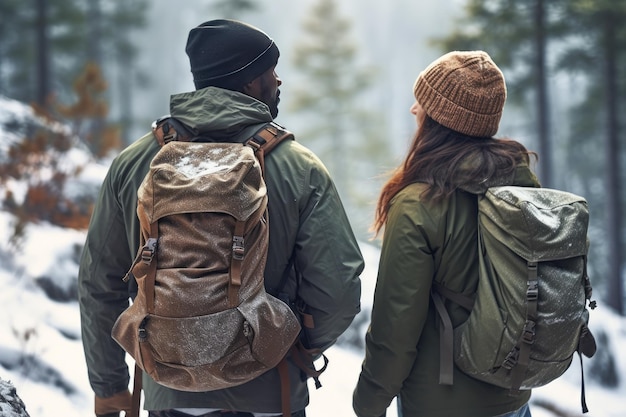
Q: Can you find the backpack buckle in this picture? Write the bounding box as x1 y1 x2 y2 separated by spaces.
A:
161 121 178 144
141 238 158 264
138 317 149 342
502 347 519 370
232 236 245 260
526 279 538 301
522 320 536 344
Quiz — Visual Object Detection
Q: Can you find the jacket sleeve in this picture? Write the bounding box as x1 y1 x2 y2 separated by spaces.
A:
79 134 157 398
293 156 364 352
78 165 134 397
353 189 436 417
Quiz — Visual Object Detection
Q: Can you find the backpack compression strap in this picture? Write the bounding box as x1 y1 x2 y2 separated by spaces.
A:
226 123 293 308
502 261 539 396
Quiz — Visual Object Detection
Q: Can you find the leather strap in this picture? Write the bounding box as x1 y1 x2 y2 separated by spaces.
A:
229 221 245 307
245 122 294 177
277 358 291 417
152 116 194 145
144 222 159 314
129 364 142 417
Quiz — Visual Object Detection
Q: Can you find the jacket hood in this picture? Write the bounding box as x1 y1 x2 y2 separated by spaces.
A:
169 87 273 141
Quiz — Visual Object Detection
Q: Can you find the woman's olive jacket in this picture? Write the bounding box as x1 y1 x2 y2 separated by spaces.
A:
353 164 539 417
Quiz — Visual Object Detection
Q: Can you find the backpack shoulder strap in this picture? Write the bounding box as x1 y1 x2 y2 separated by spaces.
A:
151 116 294 153
245 122 294 175
151 115 194 145
431 281 476 386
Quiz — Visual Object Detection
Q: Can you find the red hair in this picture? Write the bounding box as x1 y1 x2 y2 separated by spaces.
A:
373 115 535 235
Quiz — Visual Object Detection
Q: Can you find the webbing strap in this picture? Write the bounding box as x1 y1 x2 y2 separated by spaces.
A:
431 281 475 312
508 261 539 395
229 221 246 307
431 289 454 385
431 282 476 385
578 351 589 413
145 222 159 314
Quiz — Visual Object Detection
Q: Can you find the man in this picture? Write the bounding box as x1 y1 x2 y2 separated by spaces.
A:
78 19 363 417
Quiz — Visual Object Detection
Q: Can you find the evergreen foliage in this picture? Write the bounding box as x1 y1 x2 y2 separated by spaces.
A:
434 0 626 314
559 0 626 315
0 0 147 141
0 0 86 104
290 0 391 239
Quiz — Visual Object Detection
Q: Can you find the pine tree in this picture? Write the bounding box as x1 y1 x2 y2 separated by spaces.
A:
434 0 626 314
0 0 147 143
290 0 390 238
99 0 148 143
434 0 558 187
558 0 626 314
0 0 87 103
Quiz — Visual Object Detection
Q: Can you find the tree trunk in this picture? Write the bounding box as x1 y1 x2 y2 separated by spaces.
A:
603 13 624 314
35 0 50 107
535 0 552 187
87 0 103 66
118 56 132 143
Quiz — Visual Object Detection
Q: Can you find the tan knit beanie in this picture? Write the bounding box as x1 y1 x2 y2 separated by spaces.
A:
413 50 506 138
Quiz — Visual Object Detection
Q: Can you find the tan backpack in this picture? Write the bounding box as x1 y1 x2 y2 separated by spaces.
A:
112 119 306 413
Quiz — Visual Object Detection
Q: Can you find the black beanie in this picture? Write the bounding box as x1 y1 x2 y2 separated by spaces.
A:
186 19 280 90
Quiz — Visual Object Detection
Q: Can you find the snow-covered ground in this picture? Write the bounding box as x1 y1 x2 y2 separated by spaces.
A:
0 95 625 417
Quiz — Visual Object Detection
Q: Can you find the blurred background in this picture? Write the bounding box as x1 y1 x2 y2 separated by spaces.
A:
0 0 625 415
2 0 622 315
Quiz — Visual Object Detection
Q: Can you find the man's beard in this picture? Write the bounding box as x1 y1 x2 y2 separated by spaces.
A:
268 96 279 118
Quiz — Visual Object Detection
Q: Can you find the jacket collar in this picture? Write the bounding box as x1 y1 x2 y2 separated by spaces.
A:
169 87 273 142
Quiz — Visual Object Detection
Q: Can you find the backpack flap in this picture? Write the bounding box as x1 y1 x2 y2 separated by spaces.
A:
142 142 267 224
479 186 589 262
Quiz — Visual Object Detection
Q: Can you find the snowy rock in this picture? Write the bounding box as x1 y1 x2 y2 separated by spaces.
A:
0 378 30 417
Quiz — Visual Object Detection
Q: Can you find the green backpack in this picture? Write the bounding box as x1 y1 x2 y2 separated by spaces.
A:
432 186 597 413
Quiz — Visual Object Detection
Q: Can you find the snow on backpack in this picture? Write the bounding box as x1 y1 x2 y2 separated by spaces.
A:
111 118 307 414
432 186 597 413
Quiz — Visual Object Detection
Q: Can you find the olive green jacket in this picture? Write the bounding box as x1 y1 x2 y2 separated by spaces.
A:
78 87 363 413
353 165 539 417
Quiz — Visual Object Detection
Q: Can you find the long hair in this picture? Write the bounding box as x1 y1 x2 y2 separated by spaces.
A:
373 115 536 235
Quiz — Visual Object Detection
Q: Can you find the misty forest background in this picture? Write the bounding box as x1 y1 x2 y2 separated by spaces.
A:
0 0 624 344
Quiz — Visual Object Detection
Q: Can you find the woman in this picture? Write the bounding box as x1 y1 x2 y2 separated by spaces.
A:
352 51 539 417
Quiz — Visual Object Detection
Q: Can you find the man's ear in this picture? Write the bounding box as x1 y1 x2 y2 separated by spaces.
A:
242 78 259 97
